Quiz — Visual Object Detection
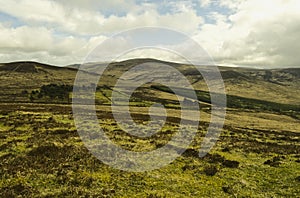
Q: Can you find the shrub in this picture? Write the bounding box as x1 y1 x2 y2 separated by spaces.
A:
203 165 218 176
222 160 240 168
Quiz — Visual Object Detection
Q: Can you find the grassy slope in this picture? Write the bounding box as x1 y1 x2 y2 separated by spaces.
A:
0 60 299 197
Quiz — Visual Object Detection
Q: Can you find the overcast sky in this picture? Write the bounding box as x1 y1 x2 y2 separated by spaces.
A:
0 0 299 68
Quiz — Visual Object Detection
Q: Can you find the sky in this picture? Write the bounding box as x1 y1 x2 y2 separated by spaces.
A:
0 0 299 68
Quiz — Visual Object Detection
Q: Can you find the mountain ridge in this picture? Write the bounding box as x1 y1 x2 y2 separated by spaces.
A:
1 59 300 72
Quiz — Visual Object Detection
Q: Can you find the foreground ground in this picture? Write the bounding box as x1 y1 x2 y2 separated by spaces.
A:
0 102 299 197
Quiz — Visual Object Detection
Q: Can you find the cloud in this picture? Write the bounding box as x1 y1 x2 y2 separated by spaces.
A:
0 22 106 65
52 0 138 14
0 0 299 67
0 0 204 65
0 0 203 35
194 0 300 67
0 0 107 35
0 24 53 53
199 0 213 8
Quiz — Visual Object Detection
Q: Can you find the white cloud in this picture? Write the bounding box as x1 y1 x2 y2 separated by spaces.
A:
0 24 53 52
199 0 212 8
0 0 203 35
0 0 203 65
0 23 106 65
0 0 107 35
0 0 299 67
194 0 300 67
52 0 137 13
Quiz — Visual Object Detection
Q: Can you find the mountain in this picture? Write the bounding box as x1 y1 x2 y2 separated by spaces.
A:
0 61 77 73
0 59 300 105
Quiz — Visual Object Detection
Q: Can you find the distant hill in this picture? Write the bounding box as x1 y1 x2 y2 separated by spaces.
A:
66 58 300 83
0 61 77 73
2 59 299 83
0 59 300 105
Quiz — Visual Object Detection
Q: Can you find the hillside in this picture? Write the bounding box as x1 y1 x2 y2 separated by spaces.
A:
1 59 300 104
0 59 299 197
